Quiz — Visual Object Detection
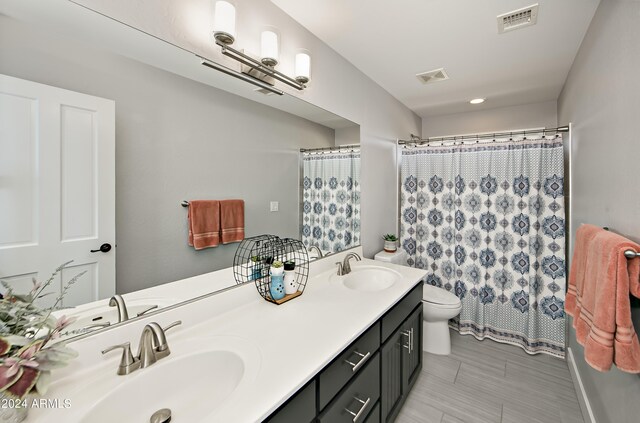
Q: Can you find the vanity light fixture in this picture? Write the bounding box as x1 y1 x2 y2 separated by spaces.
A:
213 1 236 45
209 1 308 91
295 51 311 84
470 98 486 104
260 29 279 66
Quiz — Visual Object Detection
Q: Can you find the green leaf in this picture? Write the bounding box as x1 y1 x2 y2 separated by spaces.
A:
34 370 51 395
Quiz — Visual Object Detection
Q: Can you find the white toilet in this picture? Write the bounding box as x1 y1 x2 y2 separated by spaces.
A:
373 250 462 355
422 284 462 355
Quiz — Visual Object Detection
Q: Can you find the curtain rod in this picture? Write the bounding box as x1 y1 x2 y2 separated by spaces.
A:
398 125 570 146
300 144 360 153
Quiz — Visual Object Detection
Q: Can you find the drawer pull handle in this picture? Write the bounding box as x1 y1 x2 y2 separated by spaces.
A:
344 396 371 422
401 330 411 353
410 327 414 353
344 351 371 373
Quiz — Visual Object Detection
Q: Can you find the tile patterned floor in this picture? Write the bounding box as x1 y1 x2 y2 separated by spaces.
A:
396 331 585 423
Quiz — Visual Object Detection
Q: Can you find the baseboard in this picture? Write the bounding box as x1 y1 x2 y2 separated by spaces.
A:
567 347 596 423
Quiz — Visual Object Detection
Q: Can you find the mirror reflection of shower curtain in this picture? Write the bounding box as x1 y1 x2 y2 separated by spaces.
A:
301 151 361 253
400 136 566 357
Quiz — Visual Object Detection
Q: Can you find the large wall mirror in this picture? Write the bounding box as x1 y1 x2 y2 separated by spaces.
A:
300 142 361 256
0 0 360 341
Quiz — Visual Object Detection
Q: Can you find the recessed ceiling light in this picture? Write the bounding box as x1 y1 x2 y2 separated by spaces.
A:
470 98 485 105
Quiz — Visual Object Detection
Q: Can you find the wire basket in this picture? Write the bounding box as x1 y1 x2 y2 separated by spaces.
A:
233 235 309 305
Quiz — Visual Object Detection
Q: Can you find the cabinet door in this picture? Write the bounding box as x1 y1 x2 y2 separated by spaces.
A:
402 306 423 392
380 328 404 422
266 380 316 423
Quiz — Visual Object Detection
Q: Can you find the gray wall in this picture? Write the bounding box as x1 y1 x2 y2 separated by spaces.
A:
0 15 335 294
558 1 640 422
422 100 558 137
71 0 422 259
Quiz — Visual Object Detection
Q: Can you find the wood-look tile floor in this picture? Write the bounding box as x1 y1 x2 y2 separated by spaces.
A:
396 331 585 423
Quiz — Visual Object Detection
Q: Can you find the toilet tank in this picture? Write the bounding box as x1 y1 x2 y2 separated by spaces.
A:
374 249 407 265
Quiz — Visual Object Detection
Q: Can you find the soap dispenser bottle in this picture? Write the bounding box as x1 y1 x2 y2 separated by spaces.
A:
283 260 297 294
269 260 286 301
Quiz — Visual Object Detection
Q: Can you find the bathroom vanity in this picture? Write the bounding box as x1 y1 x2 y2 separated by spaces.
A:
26 249 427 422
267 282 423 423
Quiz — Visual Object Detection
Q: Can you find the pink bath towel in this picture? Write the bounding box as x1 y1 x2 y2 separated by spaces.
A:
220 199 245 244
187 200 220 250
566 224 601 313
568 224 640 373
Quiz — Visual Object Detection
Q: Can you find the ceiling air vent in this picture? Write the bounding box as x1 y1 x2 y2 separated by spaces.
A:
497 4 539 34
416 68 449 85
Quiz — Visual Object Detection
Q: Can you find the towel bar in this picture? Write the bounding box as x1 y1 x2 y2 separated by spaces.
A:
181 201 189 207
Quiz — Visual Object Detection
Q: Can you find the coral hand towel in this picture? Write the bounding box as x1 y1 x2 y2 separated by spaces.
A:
187 200 220 250
220 199 245 244
568 225 640 373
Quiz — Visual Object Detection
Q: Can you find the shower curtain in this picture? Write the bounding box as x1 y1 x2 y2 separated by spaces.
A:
302 150 361 253
400 136 566 357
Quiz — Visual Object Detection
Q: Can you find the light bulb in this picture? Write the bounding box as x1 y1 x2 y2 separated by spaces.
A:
261 30 279 67
213 1 235 44
295 52 311 84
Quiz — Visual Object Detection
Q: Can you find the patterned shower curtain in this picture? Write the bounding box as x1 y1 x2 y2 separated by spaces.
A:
302 151 361 253
400 136 566 357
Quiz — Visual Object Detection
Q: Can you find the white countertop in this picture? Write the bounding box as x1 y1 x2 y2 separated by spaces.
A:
27 251 427 422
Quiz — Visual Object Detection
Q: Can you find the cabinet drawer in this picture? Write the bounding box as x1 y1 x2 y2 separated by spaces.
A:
364 401 380 423
319 321 380 409
266 380 316 423
319 353 380 423
381 282 422 343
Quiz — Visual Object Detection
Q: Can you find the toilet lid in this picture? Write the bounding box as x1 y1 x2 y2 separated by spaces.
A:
423 284 460 306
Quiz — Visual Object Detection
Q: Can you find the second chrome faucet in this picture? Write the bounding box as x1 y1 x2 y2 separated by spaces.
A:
336 252 362 276
102 320 182 375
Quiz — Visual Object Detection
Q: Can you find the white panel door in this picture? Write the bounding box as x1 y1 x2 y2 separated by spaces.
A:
0 74 115 307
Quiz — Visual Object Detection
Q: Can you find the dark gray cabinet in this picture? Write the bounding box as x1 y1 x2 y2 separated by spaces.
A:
265 380 316 423
319 322 380 409
265 282 423 423
364 401 381 423
402 306 423 393
380 327 404 421
381 302 423 422
319 353 380 423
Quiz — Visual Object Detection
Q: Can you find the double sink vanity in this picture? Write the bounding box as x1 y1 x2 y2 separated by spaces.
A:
30 248 427 422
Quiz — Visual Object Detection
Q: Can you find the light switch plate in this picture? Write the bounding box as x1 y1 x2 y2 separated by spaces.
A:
270 201 279 212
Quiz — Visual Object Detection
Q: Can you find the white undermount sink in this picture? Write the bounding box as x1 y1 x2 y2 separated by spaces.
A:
332 265 401 291
80 350 244 422
30 336 261 423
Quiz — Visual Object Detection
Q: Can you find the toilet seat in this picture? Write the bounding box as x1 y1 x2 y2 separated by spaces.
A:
422 284 460 308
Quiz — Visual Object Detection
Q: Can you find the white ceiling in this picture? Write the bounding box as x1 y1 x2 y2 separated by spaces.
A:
271 0 600 117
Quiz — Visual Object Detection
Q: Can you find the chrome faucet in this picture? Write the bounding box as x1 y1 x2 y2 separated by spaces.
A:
337 252 362 276
137 321 180 368
308 245 324 259
109 294 129 323
136 305 159 318
102 320 182 375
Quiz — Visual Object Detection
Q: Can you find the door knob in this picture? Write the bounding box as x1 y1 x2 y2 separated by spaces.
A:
91 243 112 253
